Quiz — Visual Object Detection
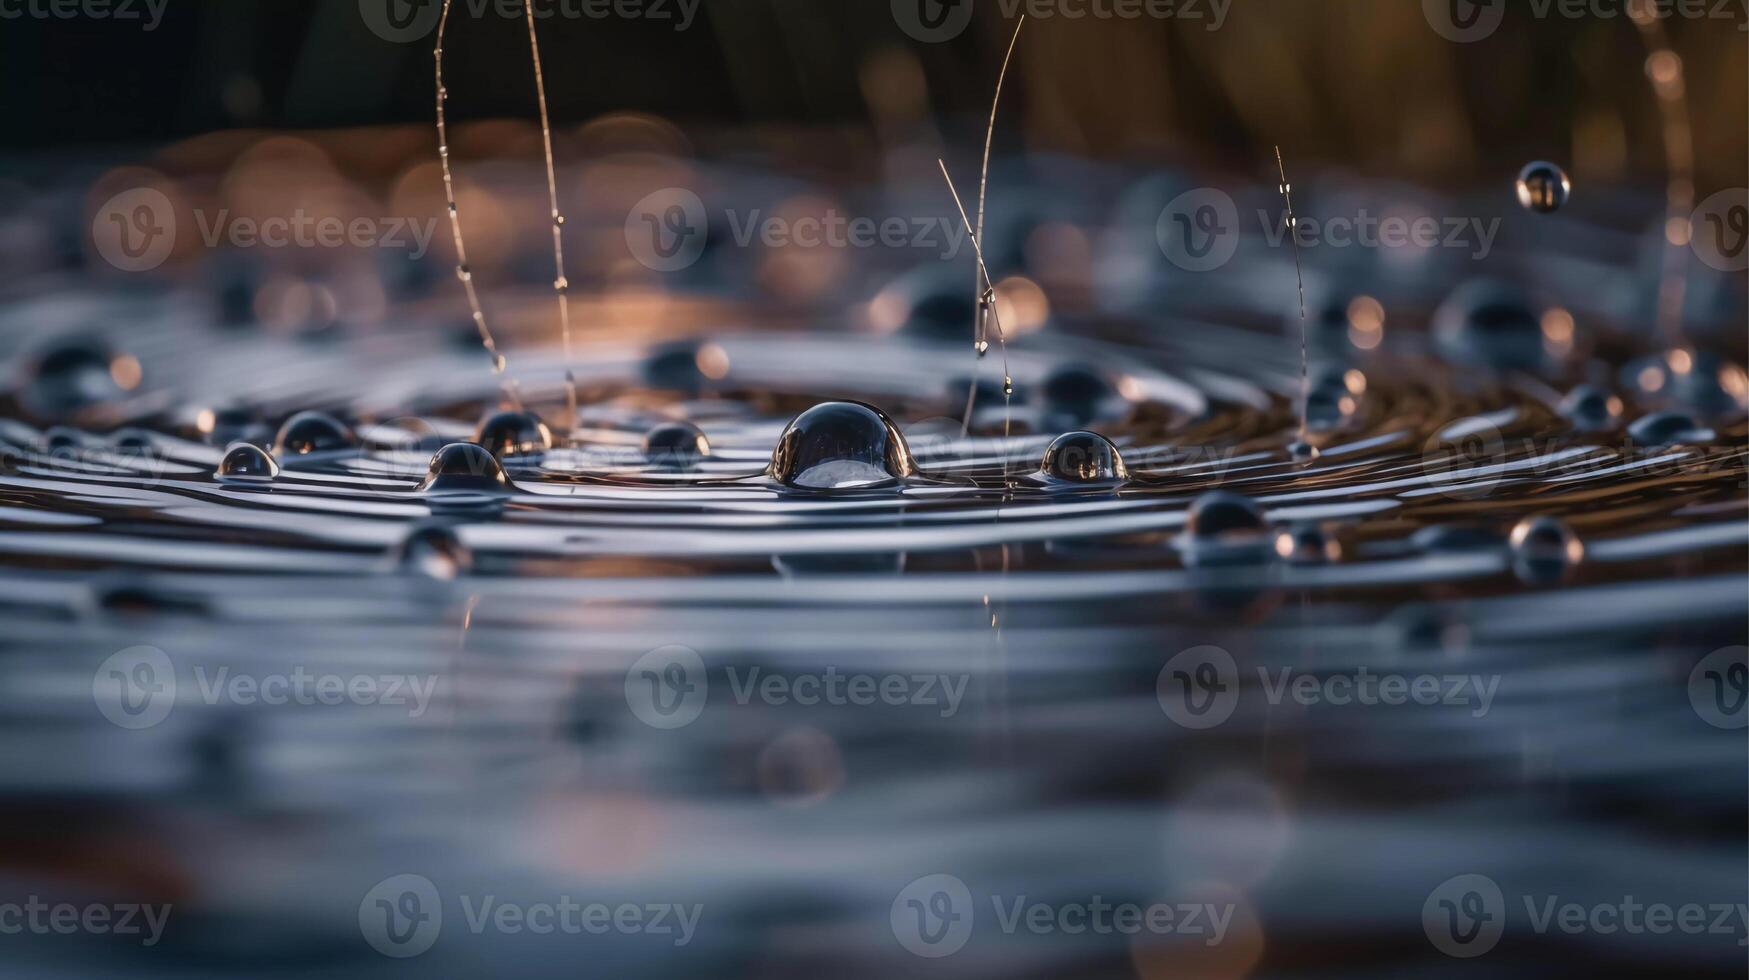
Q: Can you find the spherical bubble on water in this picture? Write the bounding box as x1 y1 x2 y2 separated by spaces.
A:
21 337 126 420
1515 161 1571 214
1186 490 1268 540
418 442 509 494
1627 410 1714 447
643 421 711 469
474 410 554 459
1558 384 1623 432
394 522 471 580
273 411 358 456
1037 430 1128 484
1040 363 1117 428
1509 515 1583 584
216 442 279 482
1274 523 1337 564
1432 279 1548 371
768 401 916 491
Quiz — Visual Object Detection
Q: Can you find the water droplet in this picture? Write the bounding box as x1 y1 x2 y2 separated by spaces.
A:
1304 365 1362 431
1515 161 1571 213
21 337 125 420
193 405 262 446
474 410 553 458
109 428 157 454
1040 363 1117 427
393 522 471 580
768 401 916 490
1274 523 1337 564
1287 440 1320 464
974 339 990 356
216 442 279 482
42 426 87 452
1509 515 1583 584
1411 524 1505 553
455 264 472 282
1627 410 1713 447
642 340 707 394
1037 430 1128 484
418 443 509 494
1432 280 1548 371
1558 384 1623 432
643 421 711 469
273 411 358 456
1187 491 1268 539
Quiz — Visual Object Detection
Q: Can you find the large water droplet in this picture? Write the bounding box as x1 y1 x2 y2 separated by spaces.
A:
643 421 711 469
1627 411 1713 447
1515 161 1571 214
1432 280 1547 371
768 401 915 490
273 411 357 456
1509 515 1583 584
1037 430 1128 484
216 442 279 482
418 443 509 494
474 410 553 458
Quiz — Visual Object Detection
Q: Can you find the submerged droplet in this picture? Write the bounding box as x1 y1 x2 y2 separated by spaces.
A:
1186 491 1268 540
768 401 916 490
1515 161 1571 214
1627 410 1714 447
1558 384 1623 432
216 443 279 482
643 421 711 469
394 522 471 580
1432 280 1549 371
273 411 358 456
1037 430 1128 484
474 410 553 458
1509 515 1583 584
418 443 509 494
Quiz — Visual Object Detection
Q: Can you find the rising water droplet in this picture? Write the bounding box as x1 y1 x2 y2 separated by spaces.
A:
1037 430 1128 484
418 443 509 494
474 410 553 459
216 442 279 482
1515 161 1571 214
273 411 358 456
768 401 916 490
643 421 711 469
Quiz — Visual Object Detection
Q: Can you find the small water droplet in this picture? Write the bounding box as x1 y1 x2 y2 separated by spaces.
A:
455 264 472 282
1274 523 1337 564
768 402 916 491
418 443 509 494
474 410 553 459
1287 440 1320 464
394 522 471 580
1433 280 1548 371
1515 161 1571 214
273 411 358 456
1509 515 1583 584
1558 384 1623 432
643 421 711 469
216 442 279 482
1037 430 1128 485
